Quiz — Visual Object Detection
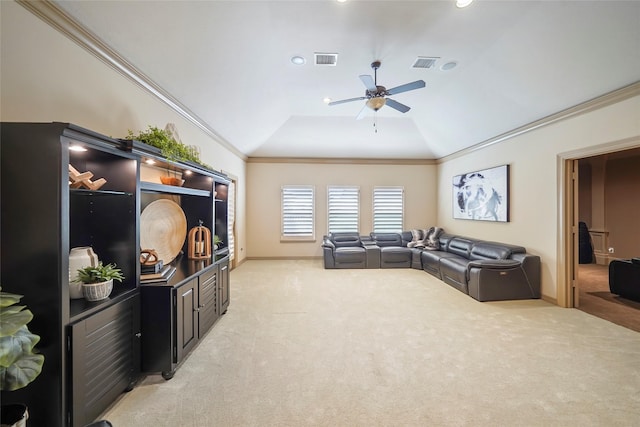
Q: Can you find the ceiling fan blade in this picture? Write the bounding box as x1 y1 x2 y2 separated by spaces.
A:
328 96 366 106
359 74 377 92
386 80 426 95
385 98 411 113
356 103 369 120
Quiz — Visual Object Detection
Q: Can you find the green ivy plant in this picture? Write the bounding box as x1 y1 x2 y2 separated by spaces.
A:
0 288 45 391
76 262 124 284
126 126 211 169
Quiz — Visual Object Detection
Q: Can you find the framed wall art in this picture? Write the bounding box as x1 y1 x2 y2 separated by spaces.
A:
452 164 509 222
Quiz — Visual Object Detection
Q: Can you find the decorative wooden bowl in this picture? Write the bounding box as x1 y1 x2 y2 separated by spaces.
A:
160 176 185 187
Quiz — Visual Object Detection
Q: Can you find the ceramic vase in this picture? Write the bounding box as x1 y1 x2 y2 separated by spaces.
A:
69 247 99 299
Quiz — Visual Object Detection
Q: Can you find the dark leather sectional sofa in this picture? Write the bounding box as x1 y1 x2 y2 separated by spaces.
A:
322 230 541 302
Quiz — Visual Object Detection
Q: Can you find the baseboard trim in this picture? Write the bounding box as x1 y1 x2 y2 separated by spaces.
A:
245 256 323 261
541 294 558 306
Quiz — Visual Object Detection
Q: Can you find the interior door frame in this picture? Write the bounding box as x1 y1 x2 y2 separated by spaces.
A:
558 136 640 307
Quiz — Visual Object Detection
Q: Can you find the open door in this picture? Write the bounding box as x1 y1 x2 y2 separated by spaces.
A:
565 158 580 307
571 159 580 307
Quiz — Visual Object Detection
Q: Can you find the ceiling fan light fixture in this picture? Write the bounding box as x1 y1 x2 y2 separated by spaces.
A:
366 97 386 111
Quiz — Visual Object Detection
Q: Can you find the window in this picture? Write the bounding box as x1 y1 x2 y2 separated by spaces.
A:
373 186 404 232
227 181 235 261
281 185 315 240
327 186 359 233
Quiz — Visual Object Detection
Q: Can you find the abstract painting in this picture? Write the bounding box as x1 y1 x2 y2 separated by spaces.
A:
452 164 509 222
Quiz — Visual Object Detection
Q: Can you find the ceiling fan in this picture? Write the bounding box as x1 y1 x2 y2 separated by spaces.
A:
328 60 426 120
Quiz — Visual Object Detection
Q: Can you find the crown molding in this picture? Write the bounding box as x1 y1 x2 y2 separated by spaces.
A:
439 81 640 163
17 0 248 161
247 157 437 165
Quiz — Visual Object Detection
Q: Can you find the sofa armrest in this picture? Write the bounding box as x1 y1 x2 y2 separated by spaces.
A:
468 259 521 269
322 238 335 249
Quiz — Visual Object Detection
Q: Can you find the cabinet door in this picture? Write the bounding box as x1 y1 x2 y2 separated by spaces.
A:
219 259 230 314
175 279 198 363
69 293 140 427
198 267 218 337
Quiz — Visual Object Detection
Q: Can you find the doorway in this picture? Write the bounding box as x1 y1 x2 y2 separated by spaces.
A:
561 142 640 332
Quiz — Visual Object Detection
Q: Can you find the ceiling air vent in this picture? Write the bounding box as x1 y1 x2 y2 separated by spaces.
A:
315 53 338 66
411 56 439 69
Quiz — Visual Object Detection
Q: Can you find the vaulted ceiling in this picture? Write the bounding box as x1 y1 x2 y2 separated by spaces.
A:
54 0 640 159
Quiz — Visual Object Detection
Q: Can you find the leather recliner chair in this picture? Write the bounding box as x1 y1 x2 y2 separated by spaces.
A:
609 258 640 302
322 232 367 269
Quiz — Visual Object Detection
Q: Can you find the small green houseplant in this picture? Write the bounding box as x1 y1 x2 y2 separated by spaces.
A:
76 262 124 302
126 126 211 169
76 262 124 284
0 288 45 391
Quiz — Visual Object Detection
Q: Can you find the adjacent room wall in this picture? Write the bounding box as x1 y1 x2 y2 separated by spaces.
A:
0 1 247 264
246 161 437 258
437 94 640 301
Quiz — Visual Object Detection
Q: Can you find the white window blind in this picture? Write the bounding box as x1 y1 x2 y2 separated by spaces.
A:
227 181 235 261
281 185 315 240
327 186 359 233
373 186 404 232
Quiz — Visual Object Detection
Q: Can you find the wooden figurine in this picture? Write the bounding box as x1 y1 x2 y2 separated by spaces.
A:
69 164 107 190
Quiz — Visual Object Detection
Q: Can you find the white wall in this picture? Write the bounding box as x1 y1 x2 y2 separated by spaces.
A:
437 95 640 301
0 1 247 264
247 162 437 258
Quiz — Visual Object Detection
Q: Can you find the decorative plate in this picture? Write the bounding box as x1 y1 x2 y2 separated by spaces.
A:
140 199 187 264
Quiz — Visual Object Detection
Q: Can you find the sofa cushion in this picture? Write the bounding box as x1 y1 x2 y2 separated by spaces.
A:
421 250 457 277
334 246 366 263
446 237 476 259
439 256 471 293
469 242 512 261
331 233 362 248
380 246 412 267
371 232 403 247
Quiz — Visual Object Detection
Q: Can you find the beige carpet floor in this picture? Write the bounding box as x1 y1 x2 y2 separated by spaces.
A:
101 260 640 426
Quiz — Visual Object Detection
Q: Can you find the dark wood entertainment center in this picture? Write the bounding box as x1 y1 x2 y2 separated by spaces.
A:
1 122 231 427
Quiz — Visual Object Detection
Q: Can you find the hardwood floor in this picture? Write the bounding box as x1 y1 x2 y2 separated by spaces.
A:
577 263 640 333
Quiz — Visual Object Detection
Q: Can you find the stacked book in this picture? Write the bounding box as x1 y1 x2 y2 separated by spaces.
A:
140 261 176 284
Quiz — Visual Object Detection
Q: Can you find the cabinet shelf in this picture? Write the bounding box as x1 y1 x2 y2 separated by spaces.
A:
69 288 138 322
140 181 211 197
70 188 134 197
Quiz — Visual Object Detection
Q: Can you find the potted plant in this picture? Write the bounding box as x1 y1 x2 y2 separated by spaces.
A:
76 262 124 302
214 235 223 250
125 126 212 169
0 287 45 426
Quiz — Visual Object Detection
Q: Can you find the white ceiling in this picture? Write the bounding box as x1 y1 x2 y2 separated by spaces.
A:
55 0 640 160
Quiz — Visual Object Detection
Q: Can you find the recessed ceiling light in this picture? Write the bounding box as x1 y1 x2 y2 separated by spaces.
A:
440 61 458 71
456 0 473 8
290 55 306 65
323 97 332 104
336 0 348 3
